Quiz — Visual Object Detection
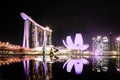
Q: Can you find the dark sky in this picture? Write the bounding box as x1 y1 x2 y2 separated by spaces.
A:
0 0 120 50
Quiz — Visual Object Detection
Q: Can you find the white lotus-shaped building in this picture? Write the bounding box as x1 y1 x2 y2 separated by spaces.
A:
62 33 89 50
62 33 89 75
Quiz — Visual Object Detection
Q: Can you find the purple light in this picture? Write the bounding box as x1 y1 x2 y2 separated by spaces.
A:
35 61 39 75
20 12 30 20
43 30 47 46
66 60 75 72
23 60 30 78
66 36 74 49
43 62 47 77
81 58 89 64
62 33 89 50
74 61 83 74
63 58 89 75
74 33 83 47
23 60 26 75
94 52 99 56
20 12 52 32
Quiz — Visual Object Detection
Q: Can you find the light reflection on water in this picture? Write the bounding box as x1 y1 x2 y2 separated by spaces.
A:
0 55 120 80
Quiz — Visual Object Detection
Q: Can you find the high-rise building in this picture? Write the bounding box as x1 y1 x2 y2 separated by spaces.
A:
92 36 109 55
115 36 120 52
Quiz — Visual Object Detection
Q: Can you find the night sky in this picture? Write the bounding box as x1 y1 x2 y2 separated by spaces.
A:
0 0 120 50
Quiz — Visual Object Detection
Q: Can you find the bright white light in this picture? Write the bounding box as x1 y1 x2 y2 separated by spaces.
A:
32 45 54 52
33 47 43 51
116 36 120 41
35 57 42 61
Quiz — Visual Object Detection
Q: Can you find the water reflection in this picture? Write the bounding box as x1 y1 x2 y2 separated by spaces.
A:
116 55 120 73
23 60 53 80
0 56 120 80
22 55 120 80
63 58 89 75
91 55 120 73
92 55 108 72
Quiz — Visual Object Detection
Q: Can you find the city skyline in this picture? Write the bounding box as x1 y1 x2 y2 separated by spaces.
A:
0 1 120 50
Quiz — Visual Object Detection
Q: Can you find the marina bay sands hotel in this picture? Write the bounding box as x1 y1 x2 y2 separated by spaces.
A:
20 12 52 48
